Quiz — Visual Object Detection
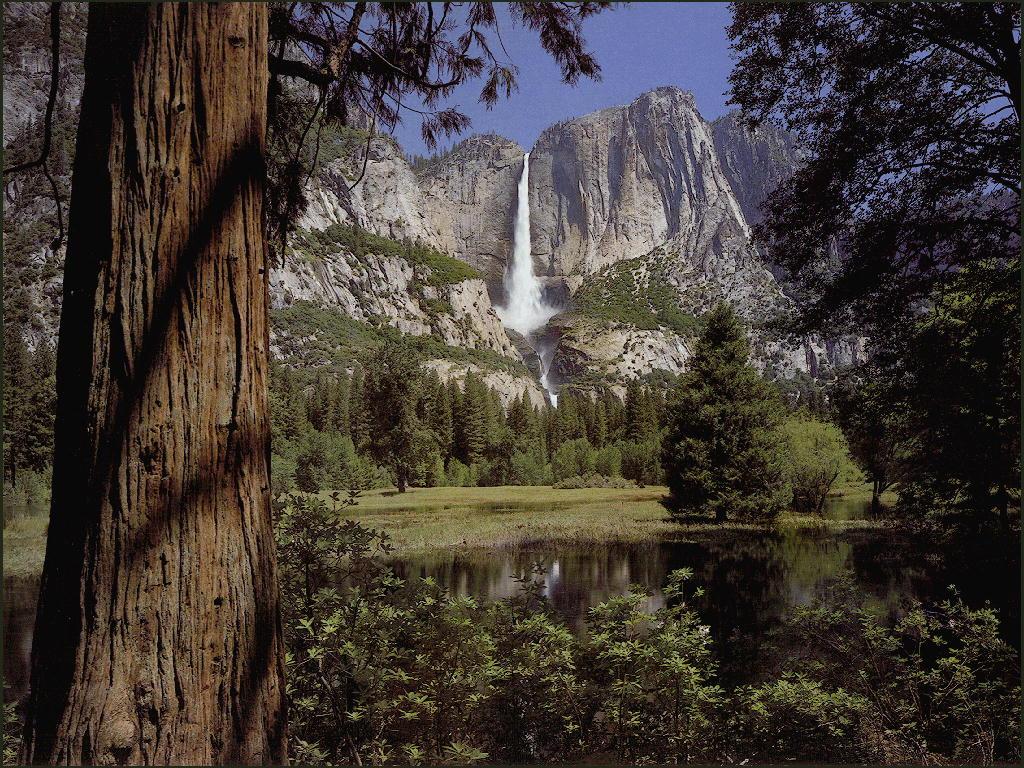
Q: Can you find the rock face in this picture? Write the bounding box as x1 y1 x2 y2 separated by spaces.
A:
418 134 524 289
3 8 855 401
2 3 86 147
298 136 444 247
528 88 757 280
270 248 520 360
710 110 801 227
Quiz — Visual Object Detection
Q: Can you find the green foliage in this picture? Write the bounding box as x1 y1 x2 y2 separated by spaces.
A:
620 439 664 487
573 251 701 337
290 223 479 286
361 340 433 492
594 445 622 477
781 582 1021 764
508 450 552 486
732 674 866 763
275 508 1020 764
580 569 725 763
3 330 56 487
781 415 859 514
661 304 789 521
551 438 596 482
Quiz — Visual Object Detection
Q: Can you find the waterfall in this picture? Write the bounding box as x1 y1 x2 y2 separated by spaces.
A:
496 153 561 406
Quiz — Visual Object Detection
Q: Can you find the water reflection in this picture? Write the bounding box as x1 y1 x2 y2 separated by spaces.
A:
3 496 1018 702
392 524 1018 683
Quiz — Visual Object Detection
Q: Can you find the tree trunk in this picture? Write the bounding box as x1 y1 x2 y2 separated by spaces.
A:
871 479 881 516
24 5 285 764
396 468 408 493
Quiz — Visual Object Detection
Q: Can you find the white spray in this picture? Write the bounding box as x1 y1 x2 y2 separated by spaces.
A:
496 153 561 406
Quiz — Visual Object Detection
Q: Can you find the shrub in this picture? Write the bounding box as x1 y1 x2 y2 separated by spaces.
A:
781 582 1022 765
594 445 622 477
619 439 663 486
551 438 596 482
732 674 867 762
445 458 471 487
509 450 552 486
782 416 859 514
270 453 297 495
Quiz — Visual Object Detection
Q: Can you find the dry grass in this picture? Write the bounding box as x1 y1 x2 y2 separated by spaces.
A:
3 513 48 579
330 485 680 554
2 484 889 577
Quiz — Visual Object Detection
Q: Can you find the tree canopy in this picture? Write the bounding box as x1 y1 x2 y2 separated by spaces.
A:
661 304 789 522
728 3 1019 334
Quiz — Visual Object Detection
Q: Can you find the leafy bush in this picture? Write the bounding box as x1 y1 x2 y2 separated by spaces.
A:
2 468 51 507
594 445 622 477
619 439 663 486
781 581 1022 765
445 458 471 487
732 674 867 762
551 438 596 481
274 502 1020 765
781 415 860 514
509 450 552 486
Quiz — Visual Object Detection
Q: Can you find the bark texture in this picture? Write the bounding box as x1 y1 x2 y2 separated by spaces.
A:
24 4 285 764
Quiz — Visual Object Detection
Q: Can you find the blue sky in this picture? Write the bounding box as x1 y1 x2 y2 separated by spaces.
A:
391 2 736 156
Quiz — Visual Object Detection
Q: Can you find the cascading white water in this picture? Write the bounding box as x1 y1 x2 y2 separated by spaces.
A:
496 153 561 406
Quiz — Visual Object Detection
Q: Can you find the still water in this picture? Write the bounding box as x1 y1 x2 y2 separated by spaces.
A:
5 497 1019 701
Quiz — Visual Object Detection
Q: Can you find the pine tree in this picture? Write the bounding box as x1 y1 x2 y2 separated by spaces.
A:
349 365 370 452
661 303 789 522
458 372 488 466
331 374 351 435
361 341 426 492
590 399 608 447
3 325 31 486
424 372 454 459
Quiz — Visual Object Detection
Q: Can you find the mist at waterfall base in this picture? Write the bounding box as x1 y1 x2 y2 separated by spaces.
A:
496 153 562 406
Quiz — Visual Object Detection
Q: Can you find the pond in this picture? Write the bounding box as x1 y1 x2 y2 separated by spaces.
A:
4 497 1019 702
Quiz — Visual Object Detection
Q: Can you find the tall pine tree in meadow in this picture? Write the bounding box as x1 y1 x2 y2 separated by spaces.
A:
661 303 789 522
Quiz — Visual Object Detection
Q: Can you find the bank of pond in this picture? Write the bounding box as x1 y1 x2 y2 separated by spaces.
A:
4 489 1019 764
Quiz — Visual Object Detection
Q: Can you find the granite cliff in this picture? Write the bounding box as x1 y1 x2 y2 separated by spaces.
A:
3 5 859 403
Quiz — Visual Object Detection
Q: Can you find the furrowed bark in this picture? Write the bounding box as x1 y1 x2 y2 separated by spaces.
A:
24 4 285 764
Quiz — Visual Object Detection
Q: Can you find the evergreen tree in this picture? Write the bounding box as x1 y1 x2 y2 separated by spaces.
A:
361 341 429 492
3 325 31 486
306 373 333 432
331 374 351 435
661 304 789 522
506 391 534 439
457 372 489 465
423 373 454 460
590 399 609 447
2 326 53 487
349 365 370 452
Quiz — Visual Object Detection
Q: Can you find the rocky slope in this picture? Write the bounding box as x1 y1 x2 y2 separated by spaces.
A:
3 6 857 402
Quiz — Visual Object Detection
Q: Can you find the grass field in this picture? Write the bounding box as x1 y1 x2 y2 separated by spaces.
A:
3 514 48 579
3 483 889 578
315 483 888 556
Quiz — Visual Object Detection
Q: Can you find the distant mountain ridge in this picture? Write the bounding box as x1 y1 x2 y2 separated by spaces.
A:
2 3 860 402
